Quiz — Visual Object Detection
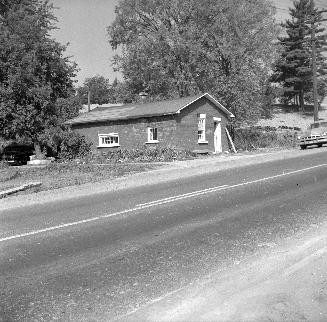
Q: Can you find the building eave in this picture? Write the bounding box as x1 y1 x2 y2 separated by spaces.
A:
66 112 177 126
176 93 235 118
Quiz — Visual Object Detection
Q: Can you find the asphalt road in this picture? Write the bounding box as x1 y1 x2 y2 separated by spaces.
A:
1 150 327 321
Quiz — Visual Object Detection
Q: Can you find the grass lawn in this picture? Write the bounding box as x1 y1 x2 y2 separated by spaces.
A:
0 162 158 195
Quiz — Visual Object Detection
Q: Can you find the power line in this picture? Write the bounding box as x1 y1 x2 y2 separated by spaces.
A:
274 6 327 13
274 7 289 12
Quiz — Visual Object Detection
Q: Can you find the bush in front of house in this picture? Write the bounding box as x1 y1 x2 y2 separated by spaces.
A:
90 146 196 163
233 127 295 151
58 132 92 160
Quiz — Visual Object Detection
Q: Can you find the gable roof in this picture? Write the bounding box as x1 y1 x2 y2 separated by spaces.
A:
66 93 235 126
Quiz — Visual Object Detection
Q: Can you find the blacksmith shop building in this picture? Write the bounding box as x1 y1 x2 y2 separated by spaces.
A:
66 93 235 153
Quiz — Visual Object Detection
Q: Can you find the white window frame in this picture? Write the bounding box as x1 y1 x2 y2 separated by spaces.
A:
147 127 159 143
197 114 207 143
98 133 120 147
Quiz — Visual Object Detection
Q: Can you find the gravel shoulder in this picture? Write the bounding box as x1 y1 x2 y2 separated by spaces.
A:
121 219 327 322
1 147 327 211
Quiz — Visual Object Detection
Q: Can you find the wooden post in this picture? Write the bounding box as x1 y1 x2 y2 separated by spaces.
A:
225 127 237 153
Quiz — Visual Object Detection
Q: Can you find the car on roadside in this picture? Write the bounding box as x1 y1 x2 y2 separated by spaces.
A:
0 144 34 166
299 121 327 150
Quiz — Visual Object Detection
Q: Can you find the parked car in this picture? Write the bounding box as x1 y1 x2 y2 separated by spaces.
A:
0 144 34 166
299 121 327 149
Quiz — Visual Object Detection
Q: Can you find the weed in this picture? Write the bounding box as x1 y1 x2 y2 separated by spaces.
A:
0 168 20 182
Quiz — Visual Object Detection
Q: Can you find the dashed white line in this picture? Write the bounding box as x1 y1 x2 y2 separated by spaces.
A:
1 162 327 243
0 185 228 243
136 185 229 207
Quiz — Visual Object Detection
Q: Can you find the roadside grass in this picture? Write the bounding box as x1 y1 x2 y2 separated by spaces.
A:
0 147 196 195
0 162 158 194
0 139 299 197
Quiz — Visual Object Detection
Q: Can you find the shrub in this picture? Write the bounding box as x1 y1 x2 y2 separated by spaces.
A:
86 146 196 164
58 132 92 160
233 127 295 151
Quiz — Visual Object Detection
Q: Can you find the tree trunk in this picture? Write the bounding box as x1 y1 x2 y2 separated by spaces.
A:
299 90 305 113
34 141 44 159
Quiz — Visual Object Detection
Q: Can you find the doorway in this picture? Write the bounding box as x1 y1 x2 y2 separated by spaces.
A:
214 117 222 153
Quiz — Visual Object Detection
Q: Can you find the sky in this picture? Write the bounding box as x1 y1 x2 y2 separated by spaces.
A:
51 0 120 86
50 0 327 86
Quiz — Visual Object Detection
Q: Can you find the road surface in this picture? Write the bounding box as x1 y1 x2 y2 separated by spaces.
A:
1 150 327 321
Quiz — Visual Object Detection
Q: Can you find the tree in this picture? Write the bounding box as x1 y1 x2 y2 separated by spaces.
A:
272 0 327 112
39 95 82 156
77 75 112 105
106 78 140 104
0 0 78 157
107 0 280 124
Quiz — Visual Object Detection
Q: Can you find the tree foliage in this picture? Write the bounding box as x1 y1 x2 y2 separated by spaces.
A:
77 75 112 105
272 0 327 110
107 0 280 124
0 0 79 156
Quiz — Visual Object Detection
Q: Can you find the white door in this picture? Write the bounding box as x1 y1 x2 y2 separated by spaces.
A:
214 120 222 153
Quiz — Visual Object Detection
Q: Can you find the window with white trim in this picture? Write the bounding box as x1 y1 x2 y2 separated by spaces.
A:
197 114 206 143
98 133 119 147
147 127 158 143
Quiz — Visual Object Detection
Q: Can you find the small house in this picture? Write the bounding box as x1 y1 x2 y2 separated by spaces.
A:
66 93 235 153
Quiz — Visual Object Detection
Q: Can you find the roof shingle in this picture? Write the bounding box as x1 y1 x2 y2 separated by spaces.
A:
66 93 234 125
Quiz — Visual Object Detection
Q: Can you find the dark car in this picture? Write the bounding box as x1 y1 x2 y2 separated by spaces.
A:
1 144 34 166
299 121 327 149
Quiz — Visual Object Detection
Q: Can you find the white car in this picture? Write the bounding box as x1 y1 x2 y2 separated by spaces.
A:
299 121 327 149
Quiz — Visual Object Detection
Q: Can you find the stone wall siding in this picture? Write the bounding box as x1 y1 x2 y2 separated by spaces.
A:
72 97 231 153
73 116 177 152
174 97 229 151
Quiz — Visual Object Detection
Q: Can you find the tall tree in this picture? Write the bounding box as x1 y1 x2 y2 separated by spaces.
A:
0 0 78 157
107 0 280 124
107 78 136 104
77 75 112 105
272 0 327 111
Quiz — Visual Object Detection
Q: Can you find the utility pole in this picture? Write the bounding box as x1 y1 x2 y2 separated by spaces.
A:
311 15 319 122
309 6 327 122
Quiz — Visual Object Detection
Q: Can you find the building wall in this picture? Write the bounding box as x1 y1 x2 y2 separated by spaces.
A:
72 97 231 153
72 116 177 152
174 97 230 152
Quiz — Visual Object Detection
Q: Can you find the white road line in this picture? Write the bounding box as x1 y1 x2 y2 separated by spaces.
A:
226 162 327 188
0 217 101 242
136 185 229 207
0 186 228 243
1 162 327 243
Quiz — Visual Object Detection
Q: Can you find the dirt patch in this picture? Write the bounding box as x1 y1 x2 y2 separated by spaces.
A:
257 106 327 131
